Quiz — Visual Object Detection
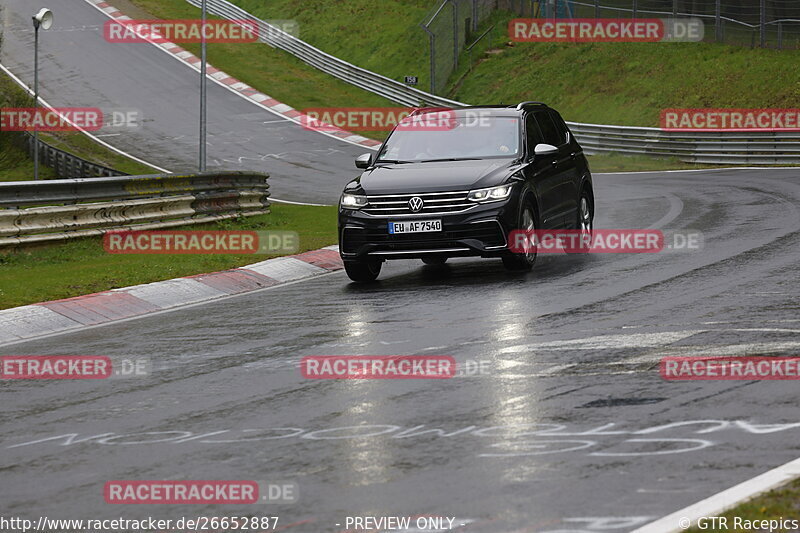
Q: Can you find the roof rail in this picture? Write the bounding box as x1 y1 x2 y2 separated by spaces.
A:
515 101 549 110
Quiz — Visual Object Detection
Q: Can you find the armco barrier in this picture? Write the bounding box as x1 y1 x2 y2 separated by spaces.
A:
19 132 124 179
188 0 800 164
0 171 270 247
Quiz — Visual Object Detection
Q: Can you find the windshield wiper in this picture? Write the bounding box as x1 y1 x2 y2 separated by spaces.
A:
374 159 414 165
417 157 482 163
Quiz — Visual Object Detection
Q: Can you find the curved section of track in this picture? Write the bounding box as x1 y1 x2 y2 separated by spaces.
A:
2 169 799 531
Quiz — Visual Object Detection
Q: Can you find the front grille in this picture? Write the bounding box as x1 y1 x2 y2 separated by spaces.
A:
362 191 474 216
342 221 505 254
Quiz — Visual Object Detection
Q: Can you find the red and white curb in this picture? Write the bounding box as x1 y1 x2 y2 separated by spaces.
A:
84 0 382 150
0 246 342 346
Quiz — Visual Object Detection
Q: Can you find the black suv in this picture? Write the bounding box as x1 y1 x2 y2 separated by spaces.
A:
338 102 594 282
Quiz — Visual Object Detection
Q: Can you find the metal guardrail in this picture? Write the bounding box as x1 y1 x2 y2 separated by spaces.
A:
191 0 800 165
0 171 270 247
185 0 462 109
18 132 124 179
569 123 800 164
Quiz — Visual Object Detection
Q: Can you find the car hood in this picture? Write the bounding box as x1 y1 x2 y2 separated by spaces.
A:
350 159 520 195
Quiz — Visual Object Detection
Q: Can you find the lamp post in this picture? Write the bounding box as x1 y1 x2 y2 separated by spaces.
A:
199 0 207 172
32 8 53 181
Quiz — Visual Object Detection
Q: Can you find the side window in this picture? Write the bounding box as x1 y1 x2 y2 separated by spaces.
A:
535 111 562 147
525 115 544 154
549 110 570 145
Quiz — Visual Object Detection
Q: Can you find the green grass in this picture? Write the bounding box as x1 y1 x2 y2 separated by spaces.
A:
0 204 338 310
221 0 800 127
127 0 395 114
585 152 716 172
687 478 800 532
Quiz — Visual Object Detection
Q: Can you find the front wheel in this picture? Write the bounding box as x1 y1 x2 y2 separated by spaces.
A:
344 259 382 282
502 200 537 271
571 190 593 254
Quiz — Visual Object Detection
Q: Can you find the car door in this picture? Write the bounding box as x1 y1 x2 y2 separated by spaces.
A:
549 109 580 227
524 113 561 229
534 109 575 227
532 111 573 228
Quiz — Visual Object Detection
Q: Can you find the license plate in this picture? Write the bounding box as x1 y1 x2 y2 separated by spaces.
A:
388 219 442 234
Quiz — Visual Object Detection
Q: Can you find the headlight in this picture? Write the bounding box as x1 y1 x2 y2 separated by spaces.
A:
467 184 513 203
340 193 368 209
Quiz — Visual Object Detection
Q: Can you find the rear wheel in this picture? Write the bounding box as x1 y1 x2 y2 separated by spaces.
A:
502 199 537 271
344 259 382 282
421 256 447 265
572 190 593 254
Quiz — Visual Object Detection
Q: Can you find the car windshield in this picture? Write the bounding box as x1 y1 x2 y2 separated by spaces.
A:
376 114 520 162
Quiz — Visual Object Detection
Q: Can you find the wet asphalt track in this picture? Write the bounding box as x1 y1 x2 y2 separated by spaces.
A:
0 0 370 204
2 0 800 530
2 169 800 532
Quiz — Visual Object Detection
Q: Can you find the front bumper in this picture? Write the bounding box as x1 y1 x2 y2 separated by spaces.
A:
338 200 517 260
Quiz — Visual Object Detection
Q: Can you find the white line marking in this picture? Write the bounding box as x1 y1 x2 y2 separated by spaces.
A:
80 0 381 151
499 331 705 354
596 166 800 175
632 456 800 533
0 63 327 207
0 62 167 173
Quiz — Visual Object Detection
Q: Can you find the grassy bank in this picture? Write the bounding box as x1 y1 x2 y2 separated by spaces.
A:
0 204 338 310
220 0 800 127
687 478 800 532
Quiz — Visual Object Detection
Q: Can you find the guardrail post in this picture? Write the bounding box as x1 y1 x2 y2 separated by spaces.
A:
759 0 766 47
715 0 722 42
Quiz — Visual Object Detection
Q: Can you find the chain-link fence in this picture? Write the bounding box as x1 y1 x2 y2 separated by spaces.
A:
422 0 799 95
571 0 800 48
421 0 541 94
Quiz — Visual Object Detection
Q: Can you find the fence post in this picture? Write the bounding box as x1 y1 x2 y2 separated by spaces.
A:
672 0 677 17
777 21 782 49
594 0 600 18
715 0 721 42
421 23 436 94
759 0 766 47
451 0 458 69
632 0 637 19
472 0 478 32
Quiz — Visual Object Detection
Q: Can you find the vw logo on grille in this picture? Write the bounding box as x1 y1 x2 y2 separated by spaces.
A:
408 196 424 212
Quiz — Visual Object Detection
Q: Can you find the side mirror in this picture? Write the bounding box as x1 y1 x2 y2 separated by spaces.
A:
534 143 558 157
355 153 373 169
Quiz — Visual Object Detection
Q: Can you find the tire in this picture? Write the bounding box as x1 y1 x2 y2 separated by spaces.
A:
571 189 593 254
502 198 537 271
421 256 447 265
344 259 382 282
